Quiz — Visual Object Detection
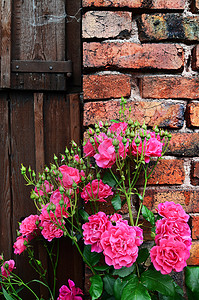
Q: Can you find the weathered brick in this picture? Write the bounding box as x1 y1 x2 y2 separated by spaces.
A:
143 189 199 213
146 159 185 185
191 215 199 239
140 77 199 99
192 45 199 70
192 0 199 12
82 0 185 9
83 42 184 70
187 241 199 265
83 74 131 100
82 11 132 39
138 14 199 42
186 102 199 128
191 161 199 186
83 100 184 128
166 133 199 157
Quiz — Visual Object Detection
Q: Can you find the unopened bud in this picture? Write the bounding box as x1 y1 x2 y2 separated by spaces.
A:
135 136 140 146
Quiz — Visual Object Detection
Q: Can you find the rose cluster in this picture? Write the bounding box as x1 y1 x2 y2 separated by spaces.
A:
150 201 192 275
83 121 164 168
82 212 143 269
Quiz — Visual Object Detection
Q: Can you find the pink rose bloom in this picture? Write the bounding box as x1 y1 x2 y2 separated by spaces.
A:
57 279 83 300
19 214 39 237
134 226 144 246
50 189 70 218
94 139 116 168
157 201 189 222
81 179 113 203
82 212 111 253
1 260 15 278
109 122 128 135
150 237 190 274
100 222 139 269
59 165 81 188
117 135 129 159
155 218 192 250
13 236 28 255
109 213 128 225
34 180 54 197
74 155 80 163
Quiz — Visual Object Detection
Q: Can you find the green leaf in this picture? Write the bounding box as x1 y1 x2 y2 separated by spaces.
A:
83 245 101 266
102 171 118 188
121 276 151 300
113 278 128 300
111 195 122 211
112 264 135 278
89 275 103 300
136 248 149 264
140 270 175 297
79 209 89 221
185 266 199 299
110 120 120 123
94 265 110 272
103 275 115 296
2 288 15 300
142 205 155 226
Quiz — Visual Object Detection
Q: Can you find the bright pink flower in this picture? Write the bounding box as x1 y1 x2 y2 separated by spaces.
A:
50 189 70 218
13 236 28 255
59 165 81 188
34 180 54 197
57 279 83 300
155 218 192 250
1 260 15 278
100 222 139 269
81 179 113 203
109 122 128 135
109 213 123 223
150 237 190 274
82 212 111 253
134 226 144 246
94 139 116 168
74 155 80 163
83 140 96 157
157 201 189 222
19 215 39 237
117 135 129 159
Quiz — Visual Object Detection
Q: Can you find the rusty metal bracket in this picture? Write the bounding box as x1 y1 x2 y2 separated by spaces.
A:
11 60 72 77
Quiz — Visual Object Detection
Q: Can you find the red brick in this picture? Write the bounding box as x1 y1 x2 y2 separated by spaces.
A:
138 14 199 42
82 0 185 9
192 45 199 70
187 241 199 265
140 76 199 99
83 100 184 128
191 215 199 239
83 42 184 70
83 74 131 100
82 11 132 39
143 189 199 213
147 159 185 185
191 161 199 186
166 133 199 157
186 102 199 127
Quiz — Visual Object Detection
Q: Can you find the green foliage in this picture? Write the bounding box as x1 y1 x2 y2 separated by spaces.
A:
89 275 103 300
185 266 199 299
83 245 101 266
111 194 122 211
142 205 155 226
121 275 151 300
112 265 135 278
136 248 149 264
102 171 118 188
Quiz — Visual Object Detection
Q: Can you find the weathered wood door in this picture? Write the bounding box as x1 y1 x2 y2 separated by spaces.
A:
0 0 82 298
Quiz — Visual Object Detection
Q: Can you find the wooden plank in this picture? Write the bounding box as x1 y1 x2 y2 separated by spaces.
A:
34 93 44 172
0 93 12 258
69 93 81 144
1 0 12 88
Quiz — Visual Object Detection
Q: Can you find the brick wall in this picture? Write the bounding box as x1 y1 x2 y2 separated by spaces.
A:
82 0 199 266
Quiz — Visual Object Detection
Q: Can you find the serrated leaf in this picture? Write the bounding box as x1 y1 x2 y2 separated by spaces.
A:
121 276 151 300
90 275 103 300
79 209 89 221
136 248 149 264
113 278 128 300
141 270 175 297
142 205 155 226
111 195 121 211
102 171 118 188
112 264 135 278
83 245 101 266
103 275 115 296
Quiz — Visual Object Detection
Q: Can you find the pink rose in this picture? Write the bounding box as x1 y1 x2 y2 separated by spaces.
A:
82 212 111 253
74 154 80 163
1 260 15 278
157 201 189 222
83 140 96 157
13 236 28 255
57 279 83 300
34 180 54 197
150 237 190 274
94 139 116 168
19 215 39 237
50 189 70 218
100 222 139 269
155 218 192 250
108 122 128 135
117 135 129 159
134 226 144 246
81 179 113 203
59 165 81 188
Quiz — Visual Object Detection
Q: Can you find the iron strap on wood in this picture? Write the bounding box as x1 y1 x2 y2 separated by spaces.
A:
11 60 72 77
